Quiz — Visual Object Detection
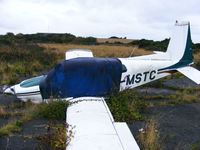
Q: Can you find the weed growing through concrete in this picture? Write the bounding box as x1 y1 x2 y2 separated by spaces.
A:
0 120 23 136
36 121 74 150
191 140 200 150
137 119 163 150
0 100 70 137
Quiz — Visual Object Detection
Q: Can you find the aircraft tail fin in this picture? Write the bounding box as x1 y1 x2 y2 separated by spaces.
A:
158 21 200 84
165 21 193 66
134 21 193 63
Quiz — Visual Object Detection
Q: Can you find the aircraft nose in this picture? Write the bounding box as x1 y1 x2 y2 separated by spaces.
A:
3 86 15 95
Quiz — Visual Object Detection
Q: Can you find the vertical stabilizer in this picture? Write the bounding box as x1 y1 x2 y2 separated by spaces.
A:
166 21 193 64
158 21 200 84
159 21 193 72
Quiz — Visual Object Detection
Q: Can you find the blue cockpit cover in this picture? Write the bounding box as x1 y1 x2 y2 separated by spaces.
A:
40 57 122 99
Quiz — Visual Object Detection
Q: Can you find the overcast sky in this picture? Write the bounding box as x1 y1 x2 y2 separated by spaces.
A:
0 0 200 43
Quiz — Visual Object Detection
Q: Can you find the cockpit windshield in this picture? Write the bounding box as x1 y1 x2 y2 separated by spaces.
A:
20 75 46 88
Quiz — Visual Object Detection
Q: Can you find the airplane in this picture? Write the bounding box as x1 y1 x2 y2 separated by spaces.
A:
4 21 200 150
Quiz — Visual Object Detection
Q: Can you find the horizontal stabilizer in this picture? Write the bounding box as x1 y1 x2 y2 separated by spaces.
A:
177 66 200 84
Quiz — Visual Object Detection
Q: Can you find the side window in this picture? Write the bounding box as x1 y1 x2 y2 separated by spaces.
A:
122 64 127 73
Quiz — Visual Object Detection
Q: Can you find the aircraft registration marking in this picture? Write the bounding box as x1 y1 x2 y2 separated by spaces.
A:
123 70 157 85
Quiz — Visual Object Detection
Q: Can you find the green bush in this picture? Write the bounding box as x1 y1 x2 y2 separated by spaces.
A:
195 60 200 70
0 42 58 84
106 89 147 121
72 36 97 45
192 43 200 54
36 121 74 150
129 39 170 51
36 100 69 120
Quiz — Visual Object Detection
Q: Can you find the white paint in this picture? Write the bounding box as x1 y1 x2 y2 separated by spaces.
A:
166 21 188 61
66 97 140 150
114 122 140 150
65 49 94 60
14 84 43 103
177 66 200 84
119 58 172 91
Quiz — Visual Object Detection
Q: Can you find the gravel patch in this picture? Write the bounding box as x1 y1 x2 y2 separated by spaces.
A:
17 120 49 137
163 78 200 88
128 103 200 150
136 87 176 96
0 136 39 150
0 94 21 106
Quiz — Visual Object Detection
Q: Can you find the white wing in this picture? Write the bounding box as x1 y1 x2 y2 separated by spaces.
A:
66 97 140 150
65 49 94 60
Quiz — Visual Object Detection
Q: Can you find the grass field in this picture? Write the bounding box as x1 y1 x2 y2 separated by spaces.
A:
39 43 153 62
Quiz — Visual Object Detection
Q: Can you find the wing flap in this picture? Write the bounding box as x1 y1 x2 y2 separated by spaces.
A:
114 122 140 150
177 66 200 84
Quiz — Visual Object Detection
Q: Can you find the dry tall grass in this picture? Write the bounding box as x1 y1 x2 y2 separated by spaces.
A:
137 120 162 150
0 106 24 118
194 52 200 63
39 43 153 62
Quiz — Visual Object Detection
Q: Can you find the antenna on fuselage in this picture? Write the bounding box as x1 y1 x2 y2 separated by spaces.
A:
129 47 136 57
